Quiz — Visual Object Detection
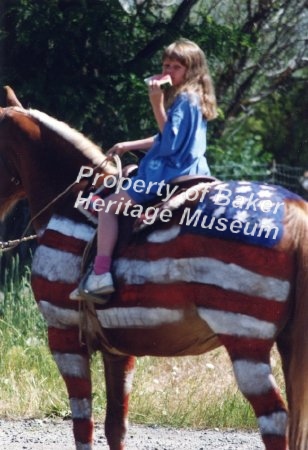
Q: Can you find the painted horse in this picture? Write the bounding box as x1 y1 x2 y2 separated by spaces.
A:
0 86 308 450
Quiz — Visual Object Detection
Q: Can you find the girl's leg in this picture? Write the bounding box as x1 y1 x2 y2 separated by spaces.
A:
96 190 134 264
93 211 118 275
70 191 135 300
86 191 135 294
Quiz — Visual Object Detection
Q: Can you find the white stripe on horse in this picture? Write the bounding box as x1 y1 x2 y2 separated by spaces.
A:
147 225 181 243
52 353 89 378
70 398 92 419
38 301 80 328
76 443 92 450
115 257 290 301
258 411 288 436
32 245 81 283
97 307 183 328
197 308 277 339
75 441 93 450
124 368 135 396
47 215 95 241
233 360 278 395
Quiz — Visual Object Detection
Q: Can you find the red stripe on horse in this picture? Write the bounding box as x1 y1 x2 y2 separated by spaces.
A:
48 327 87 354
40 229 86 255
120 234 294 280
64 376 92 398
32 276 80 308
116 283 288 323
218 335 273 362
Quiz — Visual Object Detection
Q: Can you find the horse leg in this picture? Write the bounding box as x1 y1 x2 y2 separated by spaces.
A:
102 353 135 450
48 325 94 450
31 217 98 448
222 336 288 450
277 306 308 450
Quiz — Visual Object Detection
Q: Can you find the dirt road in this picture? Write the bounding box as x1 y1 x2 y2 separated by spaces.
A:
0 418 263 449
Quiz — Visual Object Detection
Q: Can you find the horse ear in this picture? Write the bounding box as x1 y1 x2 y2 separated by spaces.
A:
3 85 23 108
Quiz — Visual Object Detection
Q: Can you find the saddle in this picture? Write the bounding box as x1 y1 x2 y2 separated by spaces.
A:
80 163 217 226
77 168 218 302
124 163 216 191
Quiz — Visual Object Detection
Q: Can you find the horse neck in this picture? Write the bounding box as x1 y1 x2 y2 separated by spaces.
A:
23 148 90 232
6 113 92 231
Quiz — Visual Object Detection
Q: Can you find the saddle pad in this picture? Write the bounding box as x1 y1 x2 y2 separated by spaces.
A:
180 180 301 248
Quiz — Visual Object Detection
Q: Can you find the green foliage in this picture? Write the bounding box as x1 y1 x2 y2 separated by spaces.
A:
0 0 241 147
0 258 46 346
0 259 75 417
0 0 306 168
253 76 308 166
208 114 272 180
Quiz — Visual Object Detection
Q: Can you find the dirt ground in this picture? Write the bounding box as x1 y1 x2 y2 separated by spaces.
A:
0 418 263 449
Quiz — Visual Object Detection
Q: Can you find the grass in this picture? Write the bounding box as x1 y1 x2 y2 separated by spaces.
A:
0 259 285 429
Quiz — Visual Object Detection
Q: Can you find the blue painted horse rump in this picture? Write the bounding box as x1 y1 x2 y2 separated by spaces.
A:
180 181 300 247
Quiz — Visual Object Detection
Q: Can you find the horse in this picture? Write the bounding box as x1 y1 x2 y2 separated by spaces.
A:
0 87 308 450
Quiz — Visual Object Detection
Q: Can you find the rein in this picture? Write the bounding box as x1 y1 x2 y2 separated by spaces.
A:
0 155 122 253
0 233 37 251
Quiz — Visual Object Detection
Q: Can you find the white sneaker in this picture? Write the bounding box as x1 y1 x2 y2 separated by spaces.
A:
83 271 115 295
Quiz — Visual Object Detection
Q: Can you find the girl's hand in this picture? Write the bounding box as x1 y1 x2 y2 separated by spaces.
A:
148 79 167 132
148 79 164 109
107 142 129 158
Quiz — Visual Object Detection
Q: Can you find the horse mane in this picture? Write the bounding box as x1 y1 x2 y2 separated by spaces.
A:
26 108 112 170
0 106 117 220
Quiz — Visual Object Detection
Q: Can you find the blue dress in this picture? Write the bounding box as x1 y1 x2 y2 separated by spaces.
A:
127 92 210 203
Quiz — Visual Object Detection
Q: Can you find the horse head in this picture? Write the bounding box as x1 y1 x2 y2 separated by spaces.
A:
0 86 116 230
0 87 26 219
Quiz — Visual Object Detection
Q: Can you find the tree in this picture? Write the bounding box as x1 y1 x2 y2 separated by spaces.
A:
0 0 307 158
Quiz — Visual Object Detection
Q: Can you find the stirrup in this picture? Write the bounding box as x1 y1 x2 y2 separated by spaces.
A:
78 266 112 304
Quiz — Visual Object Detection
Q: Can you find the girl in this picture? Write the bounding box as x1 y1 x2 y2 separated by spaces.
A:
72 38 217 301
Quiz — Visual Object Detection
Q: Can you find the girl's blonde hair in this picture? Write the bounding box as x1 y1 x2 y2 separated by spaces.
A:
162 38 217 121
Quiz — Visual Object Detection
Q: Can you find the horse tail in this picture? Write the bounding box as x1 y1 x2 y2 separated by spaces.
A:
285 200 308 450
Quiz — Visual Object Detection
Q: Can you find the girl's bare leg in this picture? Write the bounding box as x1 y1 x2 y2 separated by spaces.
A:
71 191 135 300
97 190 135 258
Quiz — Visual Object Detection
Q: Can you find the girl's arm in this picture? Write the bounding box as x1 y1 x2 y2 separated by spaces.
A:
108 80 168 157
107 136 154 157
148 83 167 132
